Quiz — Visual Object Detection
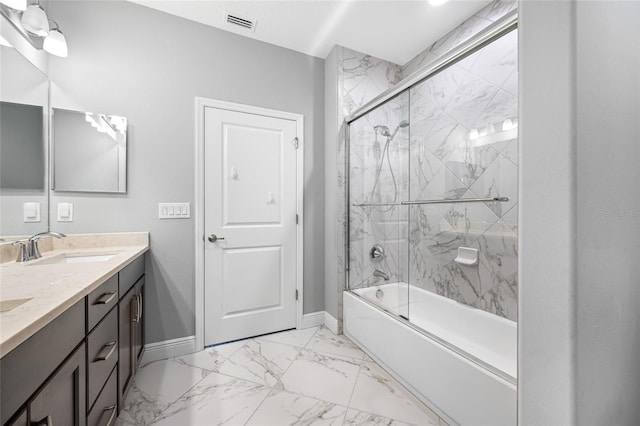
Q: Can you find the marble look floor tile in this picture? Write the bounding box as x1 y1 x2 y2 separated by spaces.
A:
349 362 440 426
119 359 210 425
172 339 246 371
149 372 270 426
305 327 365 360
246 389 347 425
280 349 361 406
343 408 416 426
217 339 300 387
256 327 319 348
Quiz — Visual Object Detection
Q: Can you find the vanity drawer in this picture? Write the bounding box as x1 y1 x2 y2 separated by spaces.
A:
87 367 117 426
87 308 118 411
119 255 144 296
87 275 119 332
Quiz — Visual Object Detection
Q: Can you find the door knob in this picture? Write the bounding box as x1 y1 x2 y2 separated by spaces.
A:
208 234 225 243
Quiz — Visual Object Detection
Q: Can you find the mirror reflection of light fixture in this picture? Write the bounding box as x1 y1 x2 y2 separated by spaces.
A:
43 20 67 57
0 34 12 47
21 2 49 37
0 0 27 11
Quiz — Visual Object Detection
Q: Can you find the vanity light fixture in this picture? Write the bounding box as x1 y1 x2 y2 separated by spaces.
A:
20 1 48 36
0 0 26 11
43 20 67 57
428 0 450 6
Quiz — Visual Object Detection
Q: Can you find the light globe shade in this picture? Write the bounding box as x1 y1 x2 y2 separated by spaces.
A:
21 4 49 37
43 28 67 57
0 0 27 11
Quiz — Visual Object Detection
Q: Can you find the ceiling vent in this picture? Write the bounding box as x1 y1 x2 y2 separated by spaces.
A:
224 12 257 32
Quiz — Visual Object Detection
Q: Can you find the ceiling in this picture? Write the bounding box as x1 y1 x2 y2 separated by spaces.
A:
128 0 492 65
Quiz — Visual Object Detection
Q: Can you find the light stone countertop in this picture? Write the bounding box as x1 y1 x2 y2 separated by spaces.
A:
0 232 149 358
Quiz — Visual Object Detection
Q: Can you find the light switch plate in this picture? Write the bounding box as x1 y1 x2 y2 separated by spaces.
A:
57 203 74 222
23 202 41 223
159 202 190 219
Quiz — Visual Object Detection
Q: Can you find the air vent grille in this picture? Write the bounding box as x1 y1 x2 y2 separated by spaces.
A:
224 12 256 32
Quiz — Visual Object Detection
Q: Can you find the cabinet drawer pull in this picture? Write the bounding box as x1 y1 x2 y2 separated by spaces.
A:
95 292 117 305
132 294 141 323
31 415 53 426
101 405 117 426
95 342 117 361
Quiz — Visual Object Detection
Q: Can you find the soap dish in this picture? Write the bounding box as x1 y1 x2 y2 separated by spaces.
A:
454 247 479 266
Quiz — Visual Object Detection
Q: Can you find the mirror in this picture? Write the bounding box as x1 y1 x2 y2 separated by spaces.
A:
0 46 49 240
52 108 127 193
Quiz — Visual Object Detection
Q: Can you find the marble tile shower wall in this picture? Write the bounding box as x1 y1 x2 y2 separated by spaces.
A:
408 29 518 321
334 47 403 327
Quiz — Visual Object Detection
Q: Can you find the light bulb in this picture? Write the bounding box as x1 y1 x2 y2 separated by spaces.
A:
502 119 514 131
469 129 479 140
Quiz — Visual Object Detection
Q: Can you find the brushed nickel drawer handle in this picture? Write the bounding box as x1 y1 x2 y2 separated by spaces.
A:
95 342 117 361
31 415 53 426
132 294 140 323
102 404 117 426
95 292 117 305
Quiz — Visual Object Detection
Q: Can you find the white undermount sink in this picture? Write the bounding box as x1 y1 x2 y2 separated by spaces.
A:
35 253 117 265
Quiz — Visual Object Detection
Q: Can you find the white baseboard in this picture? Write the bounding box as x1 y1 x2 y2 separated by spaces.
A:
141 335 196 365
301 311 325 329
324 312 339 334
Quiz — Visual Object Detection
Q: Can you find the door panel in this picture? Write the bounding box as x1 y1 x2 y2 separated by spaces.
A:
223 124 283 226
222 246 283 316
204 106 298 346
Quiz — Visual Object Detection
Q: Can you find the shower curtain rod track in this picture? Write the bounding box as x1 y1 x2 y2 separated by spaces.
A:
352 197 509 207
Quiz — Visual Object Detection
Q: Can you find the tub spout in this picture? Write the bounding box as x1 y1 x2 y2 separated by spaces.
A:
373 269 389 281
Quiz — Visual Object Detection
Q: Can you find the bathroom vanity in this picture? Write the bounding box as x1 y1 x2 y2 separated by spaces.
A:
0 233 149 426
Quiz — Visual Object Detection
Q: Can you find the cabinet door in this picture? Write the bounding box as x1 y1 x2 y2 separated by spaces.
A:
133 278 145 364
29 342 86 426
118 286 135 408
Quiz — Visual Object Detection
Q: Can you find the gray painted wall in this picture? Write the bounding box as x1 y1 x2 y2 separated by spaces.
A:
519 1 640 424
48 0 325 345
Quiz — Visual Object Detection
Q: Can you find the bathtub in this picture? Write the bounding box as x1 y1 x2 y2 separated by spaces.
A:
344 283 517 425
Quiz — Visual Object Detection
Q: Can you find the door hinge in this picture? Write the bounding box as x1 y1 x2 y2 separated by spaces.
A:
291 137 299 149
296 214 299 225
295 289 299 301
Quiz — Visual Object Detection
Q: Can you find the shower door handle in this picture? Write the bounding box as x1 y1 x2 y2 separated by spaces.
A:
208 234 225 243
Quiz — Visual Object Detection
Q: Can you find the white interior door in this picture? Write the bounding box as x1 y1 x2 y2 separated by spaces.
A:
204 106 298 346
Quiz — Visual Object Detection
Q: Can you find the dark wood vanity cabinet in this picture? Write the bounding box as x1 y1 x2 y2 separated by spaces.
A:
30 342 87 426
0 253 146 426
118 256 145 407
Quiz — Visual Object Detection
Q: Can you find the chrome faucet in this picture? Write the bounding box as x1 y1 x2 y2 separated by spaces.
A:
12 232 67 262
373 269 390 281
